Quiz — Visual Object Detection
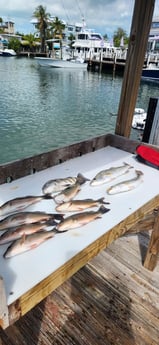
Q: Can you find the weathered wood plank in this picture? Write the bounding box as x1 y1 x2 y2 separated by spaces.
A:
144 210 159 270
0 134 111 184
0 277 9 330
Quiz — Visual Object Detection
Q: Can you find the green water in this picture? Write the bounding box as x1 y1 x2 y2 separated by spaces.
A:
0 57 158 164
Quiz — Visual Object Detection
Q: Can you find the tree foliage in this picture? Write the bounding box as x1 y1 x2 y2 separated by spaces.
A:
33 5 51 53
8 38 21 52
113 27 129 47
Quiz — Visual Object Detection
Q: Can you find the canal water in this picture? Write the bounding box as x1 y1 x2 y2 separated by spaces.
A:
0 57 159 164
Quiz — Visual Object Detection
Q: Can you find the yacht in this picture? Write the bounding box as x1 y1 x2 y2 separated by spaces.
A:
72 28 112 60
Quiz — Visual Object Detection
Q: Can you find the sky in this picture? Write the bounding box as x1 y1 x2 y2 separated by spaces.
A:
0 0 159 38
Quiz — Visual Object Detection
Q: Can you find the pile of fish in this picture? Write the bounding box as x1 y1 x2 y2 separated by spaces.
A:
0 162 143 259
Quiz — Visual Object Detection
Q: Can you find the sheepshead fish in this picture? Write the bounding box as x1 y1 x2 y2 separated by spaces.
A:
0 194 53 217
55 197 110 212
90 162 133 186
55 205 110 232
107 170 143 195
54 183 81 204
0 222 52 245
3 230 55 258
0 211 63 231
42 173 89 195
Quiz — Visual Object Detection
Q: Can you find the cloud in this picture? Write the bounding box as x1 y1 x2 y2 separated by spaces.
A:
0 0 158 37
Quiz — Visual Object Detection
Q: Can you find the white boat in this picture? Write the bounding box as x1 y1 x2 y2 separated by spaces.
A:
132 108 147 130
34 57 87 69
0 48 16 56
72 28 112 60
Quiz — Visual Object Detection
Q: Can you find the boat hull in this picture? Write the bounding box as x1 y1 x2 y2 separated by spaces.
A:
34 57 87 69
142 67 159 81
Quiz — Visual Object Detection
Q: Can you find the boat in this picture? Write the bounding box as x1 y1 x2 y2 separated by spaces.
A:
141 63 159 81
132 108 147 130
34 56 87 69
0 48 16 56
72 28 112 60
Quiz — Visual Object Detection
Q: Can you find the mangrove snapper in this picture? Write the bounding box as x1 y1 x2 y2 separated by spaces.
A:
55 205 110 232
0 222 52 245
0 211 64 231
90 162 133 186
107 170 143 195
0 194 53 217
55 197 110 212
54 183 81 204
42 173 89 194
4 230 55 258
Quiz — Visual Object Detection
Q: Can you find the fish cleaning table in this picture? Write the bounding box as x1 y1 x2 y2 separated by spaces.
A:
0 134 159 329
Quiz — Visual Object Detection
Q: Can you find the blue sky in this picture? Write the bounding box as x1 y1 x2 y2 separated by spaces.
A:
0 0 159 38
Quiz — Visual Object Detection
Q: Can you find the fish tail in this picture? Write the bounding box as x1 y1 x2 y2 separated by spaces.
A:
123 162 133 169
76 173 90 185
135 170 144 176
97 197 110 205
99 205 110 214
52 213 65 221
45 219 58 226
42 194 54 200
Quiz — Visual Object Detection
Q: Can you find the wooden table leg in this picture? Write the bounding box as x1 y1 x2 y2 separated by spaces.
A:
144 210 159 271
0 277 9 330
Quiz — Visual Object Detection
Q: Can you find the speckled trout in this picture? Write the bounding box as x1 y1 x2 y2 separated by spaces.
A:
55 197 110 212
107 170 143 195
0 211 64 231
0 195 53 217
42 173 89 195
55 205 110 232
4 230 55 258
90 162 133 186
0 221 53 245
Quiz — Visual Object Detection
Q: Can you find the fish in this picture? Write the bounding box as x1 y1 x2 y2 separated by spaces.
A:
0 194 53 217
42 173 89 195
0 211 64 231
3 230 55 258
54 183 81 204
107 170 143 195
90 162 133 186
0 222 52 245
55 197 110 212
54 205 110 232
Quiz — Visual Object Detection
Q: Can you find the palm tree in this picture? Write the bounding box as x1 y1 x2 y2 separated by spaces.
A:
50 17 65 59
33 5 50 53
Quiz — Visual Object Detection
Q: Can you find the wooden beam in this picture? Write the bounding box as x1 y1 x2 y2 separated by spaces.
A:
0 277 9 329
115 0 155 137
144 210 159 271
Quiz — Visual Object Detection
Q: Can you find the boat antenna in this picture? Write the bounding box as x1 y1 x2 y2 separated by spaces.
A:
76 0 85 23
60 0 70 23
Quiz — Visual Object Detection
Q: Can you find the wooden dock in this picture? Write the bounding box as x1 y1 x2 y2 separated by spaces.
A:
0 229 159 345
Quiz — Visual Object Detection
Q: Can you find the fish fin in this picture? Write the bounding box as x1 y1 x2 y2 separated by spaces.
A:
123 162 133 169
97 197 110 205
20 233 26 245
42 194 54 200
53 213 65 221
76 173 90 185
46 219 58 226
99 205 110 214
135 170 144 176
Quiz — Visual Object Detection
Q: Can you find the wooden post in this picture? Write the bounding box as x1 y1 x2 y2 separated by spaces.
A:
144 210 159 271
115 0 155 137
0 276 9 329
